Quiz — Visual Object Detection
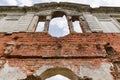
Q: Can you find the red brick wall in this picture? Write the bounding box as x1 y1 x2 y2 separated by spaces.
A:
0 33 120 58
0 32 120 79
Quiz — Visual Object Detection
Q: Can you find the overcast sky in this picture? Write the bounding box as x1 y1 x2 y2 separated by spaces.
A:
0 0 120 7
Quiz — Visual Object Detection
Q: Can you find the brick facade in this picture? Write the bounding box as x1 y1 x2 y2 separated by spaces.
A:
0 2 120 80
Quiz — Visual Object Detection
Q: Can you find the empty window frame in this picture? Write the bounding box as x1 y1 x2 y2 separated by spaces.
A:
72 16 83 33
36 22 45 32
73 21 83 33
35 16 46 32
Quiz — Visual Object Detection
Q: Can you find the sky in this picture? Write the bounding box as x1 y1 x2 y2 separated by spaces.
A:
0 0 120 7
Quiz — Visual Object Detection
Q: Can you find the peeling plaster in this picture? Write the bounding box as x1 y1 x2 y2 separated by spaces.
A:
0 60 2 64
0 61 26 80
79 62 113 80
34 65 53 76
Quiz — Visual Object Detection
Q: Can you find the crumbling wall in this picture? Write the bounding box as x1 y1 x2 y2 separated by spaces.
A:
0 33 119 80
0 61 26 80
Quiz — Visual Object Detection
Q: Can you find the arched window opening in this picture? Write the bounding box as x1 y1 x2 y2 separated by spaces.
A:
36 22 45 32
46 74 70 80
72 16 83 33
40 67 79 80
52 11 67 18
35 16 46 32
48 15 69 37
73 21 83 33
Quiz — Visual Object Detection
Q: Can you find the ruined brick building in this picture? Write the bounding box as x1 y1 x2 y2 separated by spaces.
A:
0 2 120 80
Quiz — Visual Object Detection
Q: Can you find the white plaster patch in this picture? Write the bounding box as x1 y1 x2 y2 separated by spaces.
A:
0 61 26 80
79 62 113 80
34 65 53 76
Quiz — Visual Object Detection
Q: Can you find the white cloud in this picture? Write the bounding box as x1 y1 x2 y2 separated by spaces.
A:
18 0 33 6
73 21 82 33
36 22 45 32
6 0 17 5
35 16 70 37
1 0 120 7
32 0 120 7
101 0 120 6
0 0 33 6
48 16 69 37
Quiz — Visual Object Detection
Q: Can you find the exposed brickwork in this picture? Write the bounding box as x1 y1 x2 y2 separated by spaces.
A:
0 33 120 58
1 58 111 75
0 2 120 80
0 32 120 79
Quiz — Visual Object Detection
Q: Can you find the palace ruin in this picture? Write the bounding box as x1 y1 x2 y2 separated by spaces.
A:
0 2 120 80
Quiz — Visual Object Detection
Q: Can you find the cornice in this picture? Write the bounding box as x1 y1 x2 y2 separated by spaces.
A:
0 2 119 13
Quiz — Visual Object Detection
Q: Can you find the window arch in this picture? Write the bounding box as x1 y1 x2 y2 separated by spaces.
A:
51 11 67 19
48 11 69 37
48 15 69 37
39 67 79 80
35 11 83 35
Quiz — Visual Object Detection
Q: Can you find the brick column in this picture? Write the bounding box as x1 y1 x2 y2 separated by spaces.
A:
44 16 51 32
67 16 75 33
